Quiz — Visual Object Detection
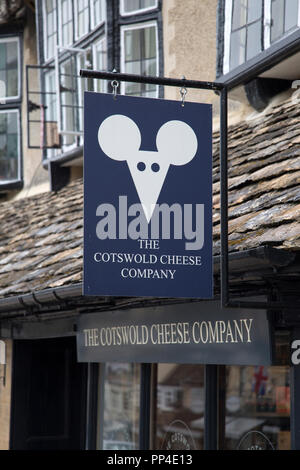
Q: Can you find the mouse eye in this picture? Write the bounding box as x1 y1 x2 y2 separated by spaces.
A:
151 163 160 172
137 162 146 171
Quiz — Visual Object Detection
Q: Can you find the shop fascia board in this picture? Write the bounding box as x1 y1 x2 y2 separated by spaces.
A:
0 246 296 317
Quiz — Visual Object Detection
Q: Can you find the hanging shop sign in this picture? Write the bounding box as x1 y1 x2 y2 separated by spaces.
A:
76 301 273 365
83 92 213 298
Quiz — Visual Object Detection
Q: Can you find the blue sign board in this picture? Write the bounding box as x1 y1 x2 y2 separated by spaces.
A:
83 92 213 298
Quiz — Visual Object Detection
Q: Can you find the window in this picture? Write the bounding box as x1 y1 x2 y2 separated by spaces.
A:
0 110 20 183
44 0 57 61
100 363 140 450
223 0 300 75
75 0 90 40
153 364 205 450
271 0 299 43
91 0 106 29
230 0 262 70
35 0 161 164
0 37 20 101
93 37 107 93
121 0 158 16
221 365 291 449
121 22 158 97
0 36 21 186
59 0 73 47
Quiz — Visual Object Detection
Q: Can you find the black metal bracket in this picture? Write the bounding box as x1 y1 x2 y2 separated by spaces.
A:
79 69 296 312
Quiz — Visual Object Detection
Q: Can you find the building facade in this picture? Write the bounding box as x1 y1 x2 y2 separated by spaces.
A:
0 0 300 451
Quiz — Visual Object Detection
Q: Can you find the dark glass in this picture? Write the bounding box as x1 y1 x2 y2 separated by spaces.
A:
102 363 140 450
153 364 205 450
220 334 291 450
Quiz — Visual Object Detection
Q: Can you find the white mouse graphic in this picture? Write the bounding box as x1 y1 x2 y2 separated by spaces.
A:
98 114 198 223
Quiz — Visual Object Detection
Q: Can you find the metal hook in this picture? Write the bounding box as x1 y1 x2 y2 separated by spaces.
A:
111 69 119 100
180 75 187 107
111 80 119 100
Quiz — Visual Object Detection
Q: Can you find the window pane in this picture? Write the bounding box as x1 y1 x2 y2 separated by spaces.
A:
285 0 298 32
271 0 285 42
123 0 156 13
94 38 107 92
93 0 106 27
45 0 57 60
102 363 140 450
0 39 19 98
222 365 290 450
246 21 262 60
153 364 205 450
230 27 246 69
125 29 142 62
123 24 158 97
0 111 19 182
232 0 247 30
76 0 90 38
61 0 73 46
248 0 262 23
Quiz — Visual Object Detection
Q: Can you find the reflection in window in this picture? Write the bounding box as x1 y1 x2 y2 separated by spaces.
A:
61 56 78 146
60 0 73 47
93 37 107 93
44 0 57 60
102 363 140 450
122 0 157 15
230 0 263 70
122 23 158 97
271 0 299 43
223 364 290 450
153 364 205 450
92 0 106 28
0 38 19 99
76 0 90 39
0 111 19 182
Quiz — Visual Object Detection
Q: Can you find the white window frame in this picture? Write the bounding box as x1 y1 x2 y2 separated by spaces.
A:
0 109 21 183
0 37 21 102
120 21 159 97
43 0 58 62
120 0 158 17
58 0 74 48
90 0 106 30
266 0 300 46
74 0 91 41
223 0 300 75
92 36 108 93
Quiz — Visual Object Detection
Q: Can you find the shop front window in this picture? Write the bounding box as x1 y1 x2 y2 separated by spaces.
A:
102 363 140 450
152 364 205 450
220 360 291 450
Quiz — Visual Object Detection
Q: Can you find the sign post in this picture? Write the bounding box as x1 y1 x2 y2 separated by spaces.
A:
84 92 213 299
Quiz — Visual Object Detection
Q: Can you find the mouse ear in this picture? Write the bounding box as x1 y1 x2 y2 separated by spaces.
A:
156 120 198 166
98 114 141 161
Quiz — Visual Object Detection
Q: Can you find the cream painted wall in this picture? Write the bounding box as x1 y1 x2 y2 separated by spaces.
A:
162 0 253 129
162 0 218 106
0 340 12 450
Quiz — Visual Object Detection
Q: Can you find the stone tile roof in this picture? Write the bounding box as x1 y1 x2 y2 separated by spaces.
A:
0 91 300 299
